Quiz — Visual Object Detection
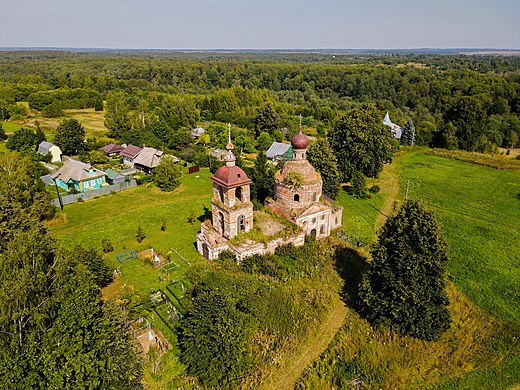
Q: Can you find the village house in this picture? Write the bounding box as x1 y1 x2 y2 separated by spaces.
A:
101 143 125 157
121 144 143 166
266 141 293 162
191 127 205 138
51 158 107 192
133 147 164 174
38 141 62 163
104 168 127 185
197 124 342 262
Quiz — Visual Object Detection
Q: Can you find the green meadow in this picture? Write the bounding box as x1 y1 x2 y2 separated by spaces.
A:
48 169 213 296
298 149 520 389
397 150 520 325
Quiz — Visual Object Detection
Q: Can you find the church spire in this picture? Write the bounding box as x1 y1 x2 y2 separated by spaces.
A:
224 123 236 167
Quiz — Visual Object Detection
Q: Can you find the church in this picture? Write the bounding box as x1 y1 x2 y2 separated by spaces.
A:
196 124 343 262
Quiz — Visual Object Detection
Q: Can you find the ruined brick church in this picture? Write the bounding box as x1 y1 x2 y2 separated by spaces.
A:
196 125 343 261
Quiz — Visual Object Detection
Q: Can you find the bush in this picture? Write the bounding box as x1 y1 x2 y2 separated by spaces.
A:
135 226 146 243
101 238 114 253
369 185 381 194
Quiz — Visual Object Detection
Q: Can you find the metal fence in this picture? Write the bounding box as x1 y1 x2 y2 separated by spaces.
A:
52 180 137 207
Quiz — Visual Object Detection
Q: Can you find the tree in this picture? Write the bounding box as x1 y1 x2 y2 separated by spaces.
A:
0 123 6 141
54 119 85 155
359 200 451 341
42 100 63 118
154 157 182 191
307 138 341 199
250 150 274 204
254 102 279 136
179 290 253 388
34 122 46 146
257 131 272 150
444 95 486 151
105 90 130 139
401 118 416 146
329 105 396 181
6 128 37 153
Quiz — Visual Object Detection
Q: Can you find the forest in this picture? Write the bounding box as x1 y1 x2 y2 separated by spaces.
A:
1 51 519 156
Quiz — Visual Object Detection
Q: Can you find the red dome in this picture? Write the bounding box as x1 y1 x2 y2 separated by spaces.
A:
291 129 309 150
212 165 251 188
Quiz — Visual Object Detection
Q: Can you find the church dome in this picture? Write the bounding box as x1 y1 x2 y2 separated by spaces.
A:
291 129 309 150
274 160 321 186
212 165 251 188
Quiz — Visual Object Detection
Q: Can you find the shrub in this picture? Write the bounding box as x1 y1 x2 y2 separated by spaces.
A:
101 238 114 253
369 185 381 194
136 226 146 243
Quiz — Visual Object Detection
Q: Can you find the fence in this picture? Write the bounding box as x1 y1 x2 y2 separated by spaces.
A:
52 180 137 207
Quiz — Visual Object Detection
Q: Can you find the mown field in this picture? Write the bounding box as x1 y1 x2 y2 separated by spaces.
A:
4 107 111 141
48 169 213 295
298 149 520 389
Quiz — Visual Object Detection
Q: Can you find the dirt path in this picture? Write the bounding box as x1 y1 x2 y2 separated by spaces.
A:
260 299 348 390
374 160 401 232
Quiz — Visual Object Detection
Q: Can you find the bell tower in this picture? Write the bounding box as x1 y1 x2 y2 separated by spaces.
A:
210 124 254 239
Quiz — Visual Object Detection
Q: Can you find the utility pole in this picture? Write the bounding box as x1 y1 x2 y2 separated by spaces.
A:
54 180 64 210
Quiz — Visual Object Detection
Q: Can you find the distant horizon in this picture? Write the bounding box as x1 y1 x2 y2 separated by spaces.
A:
1 0 518 50
2 47 519 52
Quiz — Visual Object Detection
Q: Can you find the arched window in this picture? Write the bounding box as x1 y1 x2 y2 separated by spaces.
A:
219 212 225 235
320 225 325 235
312 192 317 201
294 194 300 202
236 186 242 202
238 215 245 233
219 186 224 203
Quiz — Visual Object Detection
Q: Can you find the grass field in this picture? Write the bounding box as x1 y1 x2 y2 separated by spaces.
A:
4 106 112 141
48 169 213 296
397 150 520 325
297 148 520 389
44 148 520 389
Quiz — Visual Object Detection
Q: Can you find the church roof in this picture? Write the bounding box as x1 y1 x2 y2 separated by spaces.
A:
212 165 251 188
275 160 321 186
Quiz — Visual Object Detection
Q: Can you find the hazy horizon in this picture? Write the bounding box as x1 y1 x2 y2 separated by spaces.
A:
1 0 518 49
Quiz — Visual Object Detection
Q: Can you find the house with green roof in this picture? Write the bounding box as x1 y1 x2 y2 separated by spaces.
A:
50 158 107 192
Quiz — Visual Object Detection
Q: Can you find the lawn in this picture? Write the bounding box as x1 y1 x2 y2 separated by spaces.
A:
396 151 520 326
48 169 214 296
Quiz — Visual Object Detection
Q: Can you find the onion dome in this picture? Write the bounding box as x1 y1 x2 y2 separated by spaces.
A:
291 129 309 150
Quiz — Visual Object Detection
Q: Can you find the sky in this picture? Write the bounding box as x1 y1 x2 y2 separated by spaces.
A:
1 0 519 49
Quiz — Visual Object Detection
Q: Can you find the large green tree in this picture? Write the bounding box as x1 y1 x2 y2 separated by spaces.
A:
179 290 253 389
358 200 451 341
249 150 274 204
6 128 38 153
401 118 416 146
54 118 85 155
328 105 396 181
307 138 341 199
154 156 182 191
254 102 280 136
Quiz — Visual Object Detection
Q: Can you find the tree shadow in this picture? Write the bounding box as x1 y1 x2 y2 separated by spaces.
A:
516 193 520 201
334 246 370 310
197 206 212 223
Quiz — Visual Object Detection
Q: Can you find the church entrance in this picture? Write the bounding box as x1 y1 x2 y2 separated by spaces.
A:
310 229 317 238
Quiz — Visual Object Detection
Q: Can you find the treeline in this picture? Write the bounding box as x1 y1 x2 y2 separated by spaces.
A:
1 52 519 151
